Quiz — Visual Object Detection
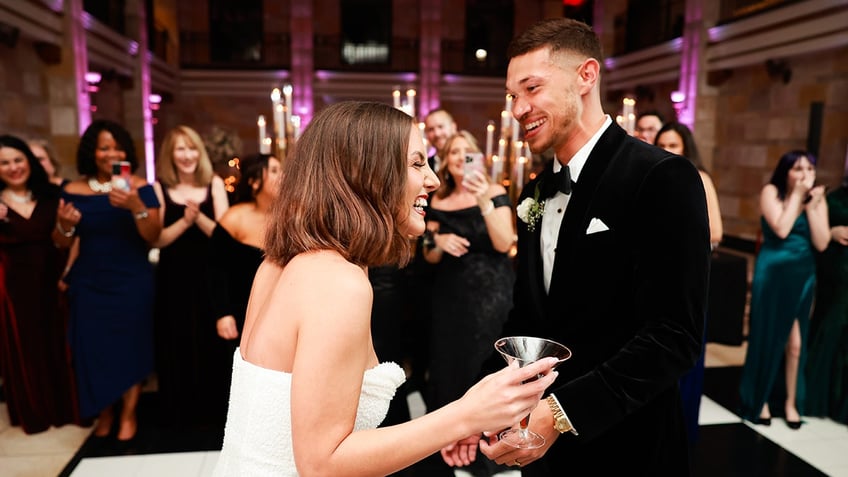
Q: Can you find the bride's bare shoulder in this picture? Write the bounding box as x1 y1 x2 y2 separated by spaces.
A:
284 250 370 297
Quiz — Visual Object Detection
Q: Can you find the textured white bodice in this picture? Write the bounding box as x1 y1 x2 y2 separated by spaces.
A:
213 348 406 476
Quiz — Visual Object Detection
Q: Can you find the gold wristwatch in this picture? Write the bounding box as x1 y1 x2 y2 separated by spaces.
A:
546 394 578 435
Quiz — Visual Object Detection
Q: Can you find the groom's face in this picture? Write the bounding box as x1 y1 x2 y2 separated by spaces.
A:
506 47 582 155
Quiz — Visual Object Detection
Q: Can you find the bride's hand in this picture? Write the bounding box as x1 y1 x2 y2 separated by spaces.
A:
460 357 559 435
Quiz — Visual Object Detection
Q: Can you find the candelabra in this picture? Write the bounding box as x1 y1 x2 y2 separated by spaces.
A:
257 84 298 158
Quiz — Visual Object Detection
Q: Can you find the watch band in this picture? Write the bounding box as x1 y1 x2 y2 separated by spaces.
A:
546 394 579 436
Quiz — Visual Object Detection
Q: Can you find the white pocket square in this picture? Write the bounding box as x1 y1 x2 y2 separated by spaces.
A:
586 218 610 234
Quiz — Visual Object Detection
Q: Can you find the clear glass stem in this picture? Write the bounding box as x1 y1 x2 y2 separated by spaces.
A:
519 413 531 436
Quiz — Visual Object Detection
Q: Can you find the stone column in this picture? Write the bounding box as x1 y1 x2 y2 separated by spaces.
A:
593 0 626 61
291 0 314 126
419 0 441 117
124 0 155 181
679 0 720 169
45 0 90 172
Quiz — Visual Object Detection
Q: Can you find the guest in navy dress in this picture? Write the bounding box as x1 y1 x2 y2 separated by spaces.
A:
61 120 162 441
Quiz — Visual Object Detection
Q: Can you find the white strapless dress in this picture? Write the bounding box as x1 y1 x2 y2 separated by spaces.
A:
213 348 406 476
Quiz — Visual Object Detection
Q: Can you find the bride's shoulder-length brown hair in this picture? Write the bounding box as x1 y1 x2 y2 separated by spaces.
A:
265 101 415 268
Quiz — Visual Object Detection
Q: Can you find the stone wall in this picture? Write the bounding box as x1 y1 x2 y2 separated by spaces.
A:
713 46 848 240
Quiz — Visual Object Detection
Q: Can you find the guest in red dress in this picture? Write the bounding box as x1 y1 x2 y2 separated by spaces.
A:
0 134 83 434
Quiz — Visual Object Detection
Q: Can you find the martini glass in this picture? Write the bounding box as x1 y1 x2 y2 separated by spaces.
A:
494 336 571 449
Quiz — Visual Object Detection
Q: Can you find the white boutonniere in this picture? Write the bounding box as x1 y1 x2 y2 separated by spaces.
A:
517 185 545 232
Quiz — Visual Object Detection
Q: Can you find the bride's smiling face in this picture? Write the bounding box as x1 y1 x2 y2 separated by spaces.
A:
400 124 438 237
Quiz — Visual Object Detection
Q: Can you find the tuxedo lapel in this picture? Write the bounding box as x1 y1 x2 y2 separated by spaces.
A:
547 124 627 296
522 169 554 318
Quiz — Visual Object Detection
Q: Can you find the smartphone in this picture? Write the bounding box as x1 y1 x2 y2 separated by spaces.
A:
111 161 131 192
463 152 485 179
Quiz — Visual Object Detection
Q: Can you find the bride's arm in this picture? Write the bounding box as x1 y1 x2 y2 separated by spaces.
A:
283 253 556 477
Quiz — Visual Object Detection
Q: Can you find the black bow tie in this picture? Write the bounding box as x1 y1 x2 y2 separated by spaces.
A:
540 166 573 199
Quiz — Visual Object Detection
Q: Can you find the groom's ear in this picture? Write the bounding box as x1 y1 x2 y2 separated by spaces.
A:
576 58 600 95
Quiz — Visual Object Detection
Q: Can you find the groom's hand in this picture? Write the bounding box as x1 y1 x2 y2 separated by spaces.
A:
441 434 482 467
479 403 559 467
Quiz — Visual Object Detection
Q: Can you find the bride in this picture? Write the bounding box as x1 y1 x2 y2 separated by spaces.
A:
213 101 558 476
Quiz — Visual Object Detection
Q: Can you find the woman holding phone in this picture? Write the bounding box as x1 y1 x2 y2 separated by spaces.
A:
61 120 161 442
420 130 515 476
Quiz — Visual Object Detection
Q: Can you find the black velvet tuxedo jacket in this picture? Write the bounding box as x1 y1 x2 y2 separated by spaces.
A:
495 123 710 475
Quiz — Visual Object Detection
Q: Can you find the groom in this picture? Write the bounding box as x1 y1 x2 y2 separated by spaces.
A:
465 18 709 476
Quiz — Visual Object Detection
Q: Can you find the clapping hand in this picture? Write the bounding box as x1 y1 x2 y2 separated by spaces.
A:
183 200 200 224
56 199 81 230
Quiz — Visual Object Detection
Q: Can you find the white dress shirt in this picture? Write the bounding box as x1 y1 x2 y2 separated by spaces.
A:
541 116 613 293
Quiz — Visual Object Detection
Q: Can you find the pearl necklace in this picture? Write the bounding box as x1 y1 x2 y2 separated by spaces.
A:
88 178 112 193
4 190 32 204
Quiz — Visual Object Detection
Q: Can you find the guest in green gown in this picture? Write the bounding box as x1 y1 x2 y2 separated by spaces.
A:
806 178 848 424
739 150 830 429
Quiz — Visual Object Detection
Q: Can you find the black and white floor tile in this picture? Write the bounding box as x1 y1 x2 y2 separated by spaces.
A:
1 364 846 476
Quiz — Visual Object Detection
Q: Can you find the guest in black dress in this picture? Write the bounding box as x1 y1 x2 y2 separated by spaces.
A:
207 153 280 423
152 125 230 427
421 131 515 476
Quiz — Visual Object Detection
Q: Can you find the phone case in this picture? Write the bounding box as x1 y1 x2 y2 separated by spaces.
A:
464 152 485 178
111 161 131 191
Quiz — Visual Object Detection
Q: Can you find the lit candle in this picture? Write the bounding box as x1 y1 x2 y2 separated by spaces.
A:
291 115 301 140
516 155 527 188
262 137 272 155
500 110 510 136
257 115 266 151
504 94 513 117
393 88 401 109
419 122 427 147
406 89 416 118
485 120 495 159
497 138 506 163
275 103 285 151
271 88 282 149
283 84 293 131
491 156 501 183
622 98 636 135
511 117 519 144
